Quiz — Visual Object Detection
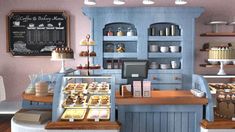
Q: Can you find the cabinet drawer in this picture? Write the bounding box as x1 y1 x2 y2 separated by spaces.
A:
148 74 182 84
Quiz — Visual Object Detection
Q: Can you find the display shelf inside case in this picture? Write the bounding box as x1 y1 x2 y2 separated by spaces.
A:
52 75 115 124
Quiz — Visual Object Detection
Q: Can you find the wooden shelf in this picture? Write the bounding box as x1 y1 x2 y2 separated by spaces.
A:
200 32 235 37
103 36 138 41
116 90 208 105
103 53 137 58
22 92 53 103
148 52 181 58
46 121 120 130
148 36 182 41
200 49 209 51
201 119 235 129
200 64 235 68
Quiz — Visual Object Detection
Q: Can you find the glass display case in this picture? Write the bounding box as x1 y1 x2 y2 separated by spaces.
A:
52 75 115 122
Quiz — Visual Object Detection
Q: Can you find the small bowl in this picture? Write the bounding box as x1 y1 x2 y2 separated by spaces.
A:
160 46 169 53
160 64 170 69
149 45 159 52
169 46 180 53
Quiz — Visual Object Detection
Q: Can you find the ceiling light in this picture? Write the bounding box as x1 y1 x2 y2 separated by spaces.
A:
143 0 155 5
114 0 125 5
175 0 187 5
84 0 96 5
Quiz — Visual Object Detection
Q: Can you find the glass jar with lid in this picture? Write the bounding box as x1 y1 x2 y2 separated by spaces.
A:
107 28 114 36
105 43 114 52
127 27 134 36
116 43 125 53
117 27 124 36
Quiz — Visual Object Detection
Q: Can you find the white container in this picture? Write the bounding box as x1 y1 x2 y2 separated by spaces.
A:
171 61 180 69
169 46 180 53
149 45 159 52
160 46 169 53
165 27 170 36
160 64 170 69
149 62 159 69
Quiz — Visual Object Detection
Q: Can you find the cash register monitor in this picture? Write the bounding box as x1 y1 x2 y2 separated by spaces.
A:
122 60 148 84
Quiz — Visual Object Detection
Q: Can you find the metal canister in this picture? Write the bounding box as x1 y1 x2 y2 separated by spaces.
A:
165 27 170 36
171 25 176 36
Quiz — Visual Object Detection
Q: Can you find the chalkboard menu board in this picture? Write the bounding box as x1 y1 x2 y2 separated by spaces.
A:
7 11 69 56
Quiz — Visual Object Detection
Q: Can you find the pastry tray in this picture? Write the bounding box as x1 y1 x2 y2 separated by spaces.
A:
87 83 110 94
61 109 86 120
88 95 110 108
63 83 88 94
87 109 110 120
62 96 88 108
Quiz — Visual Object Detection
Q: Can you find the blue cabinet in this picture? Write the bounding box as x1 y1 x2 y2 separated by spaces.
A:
83 7 204 90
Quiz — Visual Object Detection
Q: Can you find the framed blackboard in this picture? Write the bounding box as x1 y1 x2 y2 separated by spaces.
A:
7 11 69 56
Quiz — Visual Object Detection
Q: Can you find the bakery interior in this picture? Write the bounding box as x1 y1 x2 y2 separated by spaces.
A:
1 0 235 132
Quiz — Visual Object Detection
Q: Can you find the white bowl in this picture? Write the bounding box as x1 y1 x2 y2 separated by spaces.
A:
169 46 180 53
149 45 159 52
160 64 170 69
160 46 169 53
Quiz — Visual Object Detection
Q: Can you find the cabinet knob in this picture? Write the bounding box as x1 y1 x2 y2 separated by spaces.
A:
152 76 157 80
174 77 181 80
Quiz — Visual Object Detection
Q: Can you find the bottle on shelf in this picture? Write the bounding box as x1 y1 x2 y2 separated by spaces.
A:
127 27 134 36
171 25 176 36
107 28 114 36
117 27 124 36
116 43 125 53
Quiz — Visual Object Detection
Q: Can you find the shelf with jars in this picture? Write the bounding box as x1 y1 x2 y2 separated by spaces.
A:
102 23 138 70
148 23 182 71
46 75 118 129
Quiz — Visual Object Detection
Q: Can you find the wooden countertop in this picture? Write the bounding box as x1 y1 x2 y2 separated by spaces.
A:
116 90 208 105
22 92 53 103
201 119 235 129
46 121 120 130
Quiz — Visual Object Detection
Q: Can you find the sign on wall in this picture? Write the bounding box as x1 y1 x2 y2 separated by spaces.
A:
7 11 70 56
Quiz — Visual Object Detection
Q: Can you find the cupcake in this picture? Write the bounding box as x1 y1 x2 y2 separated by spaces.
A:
90 51 96 57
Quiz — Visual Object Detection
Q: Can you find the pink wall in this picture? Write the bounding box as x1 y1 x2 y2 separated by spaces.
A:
1 0 235 100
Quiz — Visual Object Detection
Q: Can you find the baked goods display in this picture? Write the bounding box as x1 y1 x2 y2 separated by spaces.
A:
208 46 235 60
51 47 74 60
87 109 110 120
61 109 86 120
78 34 100 75
61 81 111 121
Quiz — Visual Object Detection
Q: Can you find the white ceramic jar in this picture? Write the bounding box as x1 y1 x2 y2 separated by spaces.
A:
149 45 159 52
169 46 180 53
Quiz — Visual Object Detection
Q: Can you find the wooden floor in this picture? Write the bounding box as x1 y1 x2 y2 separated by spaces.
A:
0 115 13 132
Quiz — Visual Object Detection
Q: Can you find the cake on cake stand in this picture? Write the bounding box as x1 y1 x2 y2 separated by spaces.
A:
208 59 235 75
51 47 74 73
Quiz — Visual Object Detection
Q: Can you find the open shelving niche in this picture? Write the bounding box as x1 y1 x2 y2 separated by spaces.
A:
102 23 138 71
148 23 182 71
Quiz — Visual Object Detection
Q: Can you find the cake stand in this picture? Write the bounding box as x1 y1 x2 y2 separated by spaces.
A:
51 58 74 73
208 59 235 75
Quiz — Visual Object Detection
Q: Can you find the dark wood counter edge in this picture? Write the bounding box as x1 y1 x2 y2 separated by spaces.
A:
115 90 208 105
22 92 53 103
201 119 235 129
45 121 121 130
